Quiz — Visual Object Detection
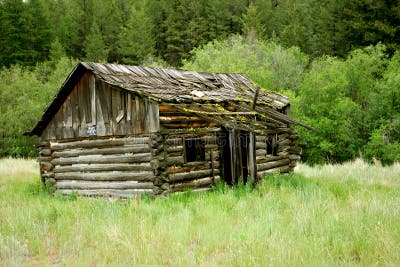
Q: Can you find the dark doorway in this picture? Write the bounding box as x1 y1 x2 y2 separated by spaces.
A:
219 128 253 185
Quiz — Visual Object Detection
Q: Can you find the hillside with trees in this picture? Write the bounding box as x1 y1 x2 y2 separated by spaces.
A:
0 0 399 164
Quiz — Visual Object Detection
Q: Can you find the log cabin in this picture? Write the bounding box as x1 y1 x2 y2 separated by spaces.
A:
26 62 312 197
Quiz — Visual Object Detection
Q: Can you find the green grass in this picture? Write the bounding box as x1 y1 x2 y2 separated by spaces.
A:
0 158 399 266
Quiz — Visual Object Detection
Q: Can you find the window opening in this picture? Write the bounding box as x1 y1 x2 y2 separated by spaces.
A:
185 138 205 162
266 134 278 156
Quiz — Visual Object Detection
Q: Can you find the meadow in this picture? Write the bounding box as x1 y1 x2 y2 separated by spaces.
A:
0 158 399 266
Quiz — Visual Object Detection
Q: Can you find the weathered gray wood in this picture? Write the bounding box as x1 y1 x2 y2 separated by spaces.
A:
52 144 150 158
55 171 155 181
89 74 96 126
56 189 152 198
169 169 220 183
54 163 152 173
55 180 153 190
289 154 301 160
50 137 150 150
51 153 152 165
257 158 290 172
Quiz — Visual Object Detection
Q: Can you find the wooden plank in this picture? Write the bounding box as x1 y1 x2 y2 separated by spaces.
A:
52 144 150 158
50 137 150 150
55 171 155 181
249 132 256 185
55 104 64 139
71 85 80 138
51 153 152 165
63 96 74 139
148 100 159 133
55 180 153 190
89 74 96 126
54 163 152 173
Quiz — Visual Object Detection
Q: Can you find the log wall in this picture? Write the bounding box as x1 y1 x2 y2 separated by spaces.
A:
255 126 301 178
41 72 159 140
164 131 221 194
38 135 155 197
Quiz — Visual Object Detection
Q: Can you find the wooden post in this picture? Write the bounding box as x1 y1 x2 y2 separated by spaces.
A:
249 132 256 185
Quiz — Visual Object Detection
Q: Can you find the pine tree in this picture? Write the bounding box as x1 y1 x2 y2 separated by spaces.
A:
84 22 108 62
241 2 266 39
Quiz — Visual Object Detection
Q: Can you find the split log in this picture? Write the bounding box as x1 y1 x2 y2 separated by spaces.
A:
256 142 266 150
257 158 290 172
52 145 150 158
50 137 150 150
56 189 152 198
55 180 153 190
278 138 291 146
54 171 155 181
51 153 152 166
54 163 152 173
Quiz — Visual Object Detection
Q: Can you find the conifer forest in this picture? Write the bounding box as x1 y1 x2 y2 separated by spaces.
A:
0 0 399 165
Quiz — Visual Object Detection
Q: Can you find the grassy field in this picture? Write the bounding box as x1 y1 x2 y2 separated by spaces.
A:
0 158 399 266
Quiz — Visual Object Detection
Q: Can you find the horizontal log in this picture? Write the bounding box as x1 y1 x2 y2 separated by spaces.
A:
40 161 54 171
256 142 266 150
256 155 288 164
55 171 155 181
39 148 52 156
289 154 301 160
166 151 219 166
54 163 152 173
56 189 152 198
288 147 302 154
50 137 150 150
52 145 150 158
55 180 153 190
168 161 220 174
166 144 218 153
51 153 152 166
257 158 290 172
257 167 281 177
171 177 214 191
278 138 291 146
278 133 289 140
42 172 55 178
169 169 220 183
256 149 266 156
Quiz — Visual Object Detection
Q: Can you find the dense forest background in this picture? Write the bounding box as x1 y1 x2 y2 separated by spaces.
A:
0 0 399 164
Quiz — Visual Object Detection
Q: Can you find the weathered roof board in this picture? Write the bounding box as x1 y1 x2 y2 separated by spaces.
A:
27 62 313 136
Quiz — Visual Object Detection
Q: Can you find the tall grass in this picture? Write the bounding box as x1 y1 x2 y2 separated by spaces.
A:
0 158 399 266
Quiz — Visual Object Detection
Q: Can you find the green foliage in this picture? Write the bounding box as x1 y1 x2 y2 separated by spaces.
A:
0 57 77 157
183 35 308 92
117 4 155 65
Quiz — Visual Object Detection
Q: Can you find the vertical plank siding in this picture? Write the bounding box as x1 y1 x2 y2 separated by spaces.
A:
41 73 159 141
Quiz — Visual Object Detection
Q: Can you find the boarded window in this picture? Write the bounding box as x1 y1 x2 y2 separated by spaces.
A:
185 138 205 162
266 134 278 156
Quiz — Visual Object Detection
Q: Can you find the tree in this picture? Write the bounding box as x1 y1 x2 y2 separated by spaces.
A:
117 4 155 64
241 2 266 39
84 22 108 62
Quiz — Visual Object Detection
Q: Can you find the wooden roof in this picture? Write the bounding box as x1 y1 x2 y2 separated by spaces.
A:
27 62 312 136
